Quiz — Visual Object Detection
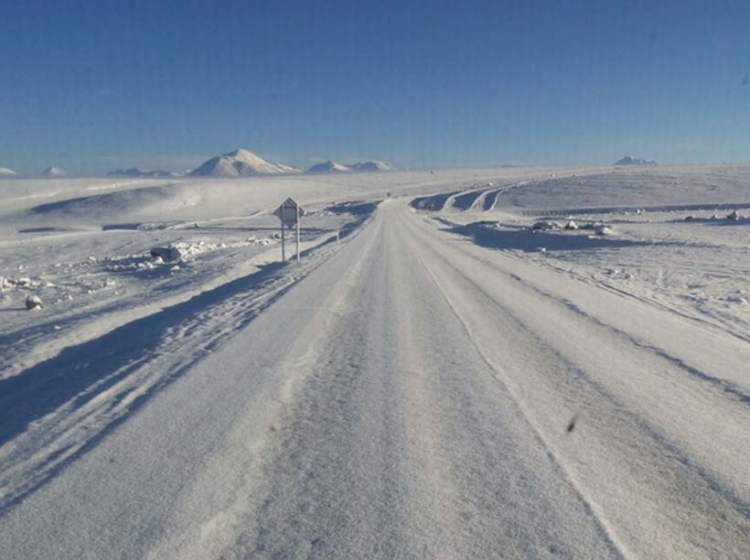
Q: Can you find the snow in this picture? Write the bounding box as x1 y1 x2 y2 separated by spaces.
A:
107 167 178 178
350 160 391 172
0 168 17 176
307 160 354 173
188 148 300 177
307 160 392 173
2 164 750 558
40 166 66 177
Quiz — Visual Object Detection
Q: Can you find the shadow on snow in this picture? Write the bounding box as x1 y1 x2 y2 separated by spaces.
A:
0 202 375 512
441 220 655 253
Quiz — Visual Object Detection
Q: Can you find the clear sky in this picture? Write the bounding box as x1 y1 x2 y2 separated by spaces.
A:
1 0 749 175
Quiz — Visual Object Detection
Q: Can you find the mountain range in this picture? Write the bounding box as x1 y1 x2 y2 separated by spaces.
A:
307 160 392 173
614 156 659 166
107 168 179 178
42 166 67 177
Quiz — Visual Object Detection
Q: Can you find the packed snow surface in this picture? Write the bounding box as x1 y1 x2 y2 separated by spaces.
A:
1 165 750 558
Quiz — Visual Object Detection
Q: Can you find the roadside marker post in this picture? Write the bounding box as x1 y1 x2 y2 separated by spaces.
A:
274 198 305 262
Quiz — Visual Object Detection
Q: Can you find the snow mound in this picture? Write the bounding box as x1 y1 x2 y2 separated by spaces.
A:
25 295 44 310
27 183 192 222
189 148 299 177
532 220 561 231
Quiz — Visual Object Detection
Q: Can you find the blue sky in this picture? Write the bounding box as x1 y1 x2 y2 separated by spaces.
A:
1 0 749 174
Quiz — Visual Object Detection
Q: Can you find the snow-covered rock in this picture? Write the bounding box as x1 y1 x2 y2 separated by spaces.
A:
532 220 561 231
25 295 44 310
564 220 579 230
150 246 182 262
189 149 299 177
726 210 741 220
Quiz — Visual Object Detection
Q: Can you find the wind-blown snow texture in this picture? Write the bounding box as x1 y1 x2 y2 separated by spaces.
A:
1 165 750 558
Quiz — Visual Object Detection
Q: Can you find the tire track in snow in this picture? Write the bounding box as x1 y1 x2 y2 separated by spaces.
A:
506 272 750 409
412 241 629 559
401 204 750 558
221 204 626 558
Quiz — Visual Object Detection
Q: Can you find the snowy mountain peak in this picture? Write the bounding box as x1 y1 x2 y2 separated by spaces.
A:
307 160 353 173
189 148 299 177
107 168 177 178
352 161 391 172
307 160 392 174
42 166 67 177
614 156 659 166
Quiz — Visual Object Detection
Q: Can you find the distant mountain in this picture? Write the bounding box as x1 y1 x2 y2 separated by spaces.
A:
41 166 67 177
306 160 391 174
307 160 353 173
614 156 659 166
188 148 299 177
107 167 178 178
351 161 391 172
0 167 17 176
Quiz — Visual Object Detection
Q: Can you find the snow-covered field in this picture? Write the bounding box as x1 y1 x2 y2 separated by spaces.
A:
0 168 552 380
2 165 750 558
419 165 750 342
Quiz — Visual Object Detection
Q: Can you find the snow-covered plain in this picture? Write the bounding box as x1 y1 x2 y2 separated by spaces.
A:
419 165 750 343
1 165 750 558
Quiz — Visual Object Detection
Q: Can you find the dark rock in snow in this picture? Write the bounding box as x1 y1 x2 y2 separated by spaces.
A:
150 247 182 261
26 295 44 310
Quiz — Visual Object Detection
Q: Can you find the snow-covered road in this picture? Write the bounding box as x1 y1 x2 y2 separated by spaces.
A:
2 199 750 559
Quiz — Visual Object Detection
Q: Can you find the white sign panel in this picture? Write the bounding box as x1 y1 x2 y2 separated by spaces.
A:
274 197 305 227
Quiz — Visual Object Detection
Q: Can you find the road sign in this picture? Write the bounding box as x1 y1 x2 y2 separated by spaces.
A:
274 198 305 262
274 197 305 227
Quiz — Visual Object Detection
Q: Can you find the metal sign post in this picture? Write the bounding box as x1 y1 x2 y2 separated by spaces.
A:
296 206 301 261
274 198 305 262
